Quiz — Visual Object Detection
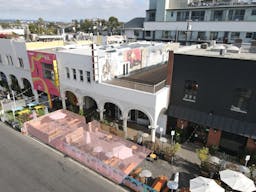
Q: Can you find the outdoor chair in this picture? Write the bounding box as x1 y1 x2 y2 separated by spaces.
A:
151 176 168 192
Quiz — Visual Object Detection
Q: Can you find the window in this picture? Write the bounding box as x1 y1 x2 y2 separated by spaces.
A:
65 67 70 79
42 63 54 81
197 32 206 40
6 55 13 65
148 12 155 21
86 71 91 83
72 68 76 80
0 54 2 64
79 70 84 82
246 32 253 38
191 11 205 21
252 9 256 16
134 30 139 37
18 58 24 68
231 32 240 40
162 31 170 39
183 80 198 102
228 9 245 21
171 12 173 17
210 32 218 40
145 31 151 37
177 11 189 21
212 10 223 21
253 32 256 40
230 88 252 114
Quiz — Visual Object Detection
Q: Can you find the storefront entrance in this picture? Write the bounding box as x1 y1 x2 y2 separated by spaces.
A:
219 131 247 155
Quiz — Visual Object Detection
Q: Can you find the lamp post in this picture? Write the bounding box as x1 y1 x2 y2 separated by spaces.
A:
171 130 175 145
245 155 250 167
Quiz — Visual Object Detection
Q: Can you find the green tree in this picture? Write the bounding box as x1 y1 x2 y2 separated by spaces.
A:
107 16 120 35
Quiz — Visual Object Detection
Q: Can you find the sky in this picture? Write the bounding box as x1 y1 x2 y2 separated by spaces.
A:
0 0 148 22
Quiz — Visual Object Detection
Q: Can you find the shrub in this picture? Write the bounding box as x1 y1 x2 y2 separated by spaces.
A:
197 147 209 163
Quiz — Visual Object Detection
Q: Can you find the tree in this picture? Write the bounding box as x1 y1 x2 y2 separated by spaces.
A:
107 16 120 35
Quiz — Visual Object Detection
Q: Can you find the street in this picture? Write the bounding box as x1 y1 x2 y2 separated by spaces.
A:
0 122 126 192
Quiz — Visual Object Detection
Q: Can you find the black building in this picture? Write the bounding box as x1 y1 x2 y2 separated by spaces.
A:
167 52 256 154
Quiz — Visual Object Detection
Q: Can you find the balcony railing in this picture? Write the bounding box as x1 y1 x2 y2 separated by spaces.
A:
105 79 167 93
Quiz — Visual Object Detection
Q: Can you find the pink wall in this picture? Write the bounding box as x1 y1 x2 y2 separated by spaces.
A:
27 51 60 97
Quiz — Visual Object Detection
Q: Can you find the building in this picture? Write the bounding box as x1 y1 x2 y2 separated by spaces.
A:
124 18 145 40
129 0 256 44
57 42 179 141
0 38 36 99
167 44 256 154
0 35 181 142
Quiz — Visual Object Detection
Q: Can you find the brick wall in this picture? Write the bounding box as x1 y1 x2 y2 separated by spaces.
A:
246 138 256 152
207 128 221 147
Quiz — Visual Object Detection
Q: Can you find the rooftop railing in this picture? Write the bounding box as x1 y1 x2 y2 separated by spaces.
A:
105 79 167 94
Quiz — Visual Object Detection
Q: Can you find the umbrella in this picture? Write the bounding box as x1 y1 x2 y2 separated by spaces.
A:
209 156 221 165
190 176 224 192
139 170 152 178
167 181 178 190
220 169 256 192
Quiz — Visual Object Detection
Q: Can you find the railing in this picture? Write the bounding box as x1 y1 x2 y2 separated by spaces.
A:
188 1 256 8
105 79 167 94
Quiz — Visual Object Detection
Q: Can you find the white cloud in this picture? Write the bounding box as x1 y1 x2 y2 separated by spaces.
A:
0 0 148 21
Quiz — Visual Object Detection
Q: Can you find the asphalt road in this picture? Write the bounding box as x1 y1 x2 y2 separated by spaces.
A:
0 122 126 192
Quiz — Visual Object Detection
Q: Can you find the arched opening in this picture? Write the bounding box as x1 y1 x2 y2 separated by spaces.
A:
83 96 98 122
127 109 151 134
65 91 79 114
22 78 34 97
0 72 9 91
104 102 123 129
10 74 21 94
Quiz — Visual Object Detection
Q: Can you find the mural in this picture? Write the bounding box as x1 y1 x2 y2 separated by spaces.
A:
27 51 60 108
124 48 142 69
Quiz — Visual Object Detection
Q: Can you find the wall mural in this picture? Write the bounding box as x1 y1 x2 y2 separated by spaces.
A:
124 48 142 69
27 51 60 108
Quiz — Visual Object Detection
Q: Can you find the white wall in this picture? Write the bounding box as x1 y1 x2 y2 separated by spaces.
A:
0 39 33 88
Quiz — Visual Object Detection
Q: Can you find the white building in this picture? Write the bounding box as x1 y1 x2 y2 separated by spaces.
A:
0 36 180 141
57 42 179 141
126 0 256 44
0 38 37 99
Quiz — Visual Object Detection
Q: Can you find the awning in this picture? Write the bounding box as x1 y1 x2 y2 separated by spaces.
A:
168 105 256 139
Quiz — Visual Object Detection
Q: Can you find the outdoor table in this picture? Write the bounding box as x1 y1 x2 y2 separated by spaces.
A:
167 180 178 192
139 169 152 184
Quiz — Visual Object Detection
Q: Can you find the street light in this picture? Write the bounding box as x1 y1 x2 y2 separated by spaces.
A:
171 130 175 145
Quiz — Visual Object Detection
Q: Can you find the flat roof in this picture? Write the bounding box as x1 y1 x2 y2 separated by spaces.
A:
121 63 168 85
175 46 256 61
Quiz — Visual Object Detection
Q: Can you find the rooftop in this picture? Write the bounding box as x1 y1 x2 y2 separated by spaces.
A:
105 63 168 93
124 17 145 29
176 44 256 61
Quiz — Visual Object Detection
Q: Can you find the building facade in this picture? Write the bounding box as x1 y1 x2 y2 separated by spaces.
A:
167 47 256 154
142 0 256 44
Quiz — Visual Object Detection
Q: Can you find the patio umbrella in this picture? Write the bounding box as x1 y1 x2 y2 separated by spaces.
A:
209 156 221 165
220 169 256 192
190 176 224 192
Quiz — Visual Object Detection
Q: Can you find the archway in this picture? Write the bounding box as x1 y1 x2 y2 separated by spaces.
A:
104 102 123 129
65 91 79 113
127 109 151 134
83 96 98 122
0 72 9 91
10 74 21 94
22 78 34 97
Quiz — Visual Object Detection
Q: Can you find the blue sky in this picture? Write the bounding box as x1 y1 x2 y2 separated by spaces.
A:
0 0 148 22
